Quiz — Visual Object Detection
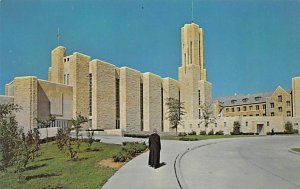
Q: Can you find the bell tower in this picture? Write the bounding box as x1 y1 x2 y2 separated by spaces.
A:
179 22 212 129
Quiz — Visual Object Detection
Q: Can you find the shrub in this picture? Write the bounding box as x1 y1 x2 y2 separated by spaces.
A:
243 132 256 135
199 130 206 135
113 142 147 162
188 130 196 135
113 152 127 162
178 132 187 136
293 129 299 134
284 121 293 134
124 134 150 138
179 137 198 141
233 121 241 134
208 129 214 135
215 130 224 135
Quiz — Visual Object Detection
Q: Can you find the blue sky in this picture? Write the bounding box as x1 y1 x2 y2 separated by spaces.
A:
0 0 299 98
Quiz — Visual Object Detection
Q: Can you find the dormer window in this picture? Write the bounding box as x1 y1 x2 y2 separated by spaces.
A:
231 100 237 104
242 98 249 103
255 96 261 101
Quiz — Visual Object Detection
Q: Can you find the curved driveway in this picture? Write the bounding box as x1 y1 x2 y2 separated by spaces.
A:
102 136 300 189
180 136 300 189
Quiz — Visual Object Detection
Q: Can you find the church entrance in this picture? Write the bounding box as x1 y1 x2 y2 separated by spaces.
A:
257 124 264 135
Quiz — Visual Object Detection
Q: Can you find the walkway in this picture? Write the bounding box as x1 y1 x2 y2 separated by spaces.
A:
101 135 300 189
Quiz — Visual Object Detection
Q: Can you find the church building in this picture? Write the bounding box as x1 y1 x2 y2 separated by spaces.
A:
1 22 299 136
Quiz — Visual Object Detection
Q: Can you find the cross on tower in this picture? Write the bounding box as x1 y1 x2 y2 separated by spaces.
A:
57 28 60 46
192 0 194 22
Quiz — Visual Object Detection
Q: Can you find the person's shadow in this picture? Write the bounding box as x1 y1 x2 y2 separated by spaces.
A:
155 162 166 169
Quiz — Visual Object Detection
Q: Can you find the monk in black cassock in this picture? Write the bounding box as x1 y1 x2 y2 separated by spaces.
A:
148 129 161 169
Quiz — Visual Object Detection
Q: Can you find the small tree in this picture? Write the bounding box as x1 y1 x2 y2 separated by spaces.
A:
0 104 41 179
35 115 56 144
55 127 78 161
233 121 241 134
87 130 95 148
284 121 293 134
199 102 215 131
32 128 41 158
165 97 186 135
15 133 30 180
25 130 40 161
56 127 70 152
71 114 88 149
0 104 22 172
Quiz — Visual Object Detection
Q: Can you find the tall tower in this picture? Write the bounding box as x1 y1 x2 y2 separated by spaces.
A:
179 22 212 129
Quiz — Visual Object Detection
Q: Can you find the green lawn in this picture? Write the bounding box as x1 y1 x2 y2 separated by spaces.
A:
161 134 256 140
291 148 300 153
0 141 123 189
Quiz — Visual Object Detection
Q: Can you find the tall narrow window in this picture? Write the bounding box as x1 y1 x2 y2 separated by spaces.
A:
67 74 70 85
178 91 181 121
199 34 201 67
278 95 282 102
61 94 64 115
116 78 120 129
190 41 193 64
140 83 144 131
198 90 201 105
89 73 92 116
161 87 164 132
199 109 201 119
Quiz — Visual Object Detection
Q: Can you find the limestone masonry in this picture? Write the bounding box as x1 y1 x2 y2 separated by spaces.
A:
1 22 300 135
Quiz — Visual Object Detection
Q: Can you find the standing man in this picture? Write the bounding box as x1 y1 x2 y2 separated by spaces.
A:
148 129 161 169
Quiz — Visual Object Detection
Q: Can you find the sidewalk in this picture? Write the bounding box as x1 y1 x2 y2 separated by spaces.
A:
102 139 214 189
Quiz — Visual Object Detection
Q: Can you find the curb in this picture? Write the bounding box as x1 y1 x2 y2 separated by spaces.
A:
174 142 217 189
288 149 300 155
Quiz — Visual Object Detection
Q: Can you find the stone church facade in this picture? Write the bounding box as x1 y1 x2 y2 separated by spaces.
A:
1 22 299 136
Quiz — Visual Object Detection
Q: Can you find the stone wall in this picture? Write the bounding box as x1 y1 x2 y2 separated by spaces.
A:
90 60 116 130
162 78 179 132
13 76 38 133
143 73 162 132
71 52 91 129
179 64 201 123
119 67 141 132
0 95 14 104
37 79 73 121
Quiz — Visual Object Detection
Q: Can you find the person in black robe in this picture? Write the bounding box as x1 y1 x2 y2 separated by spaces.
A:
148 129 161 169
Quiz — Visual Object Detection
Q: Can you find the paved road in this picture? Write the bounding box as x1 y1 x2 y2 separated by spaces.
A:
102 135 300 189
180 136 300 189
